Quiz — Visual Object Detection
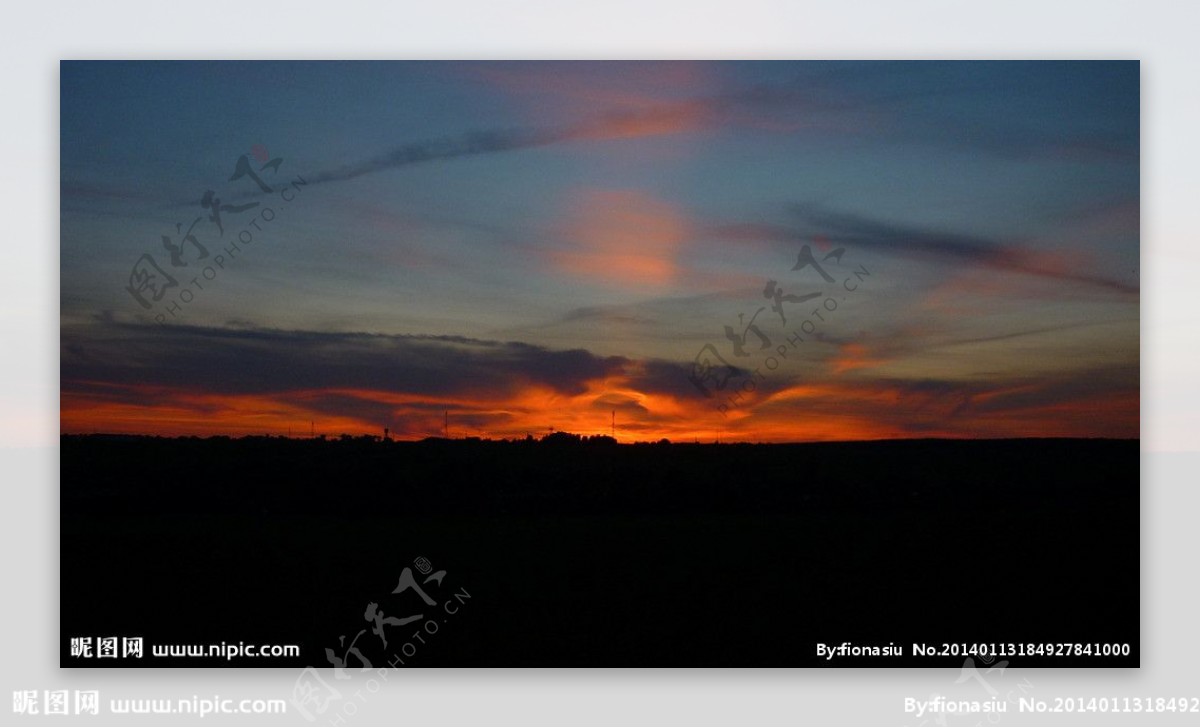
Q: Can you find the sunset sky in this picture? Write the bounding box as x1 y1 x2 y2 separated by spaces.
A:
60 61 1139 442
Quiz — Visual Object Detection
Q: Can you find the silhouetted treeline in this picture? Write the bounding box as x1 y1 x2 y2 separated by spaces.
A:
62 434 1136 517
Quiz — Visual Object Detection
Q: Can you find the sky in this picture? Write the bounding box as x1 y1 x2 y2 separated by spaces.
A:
59 61 1140 442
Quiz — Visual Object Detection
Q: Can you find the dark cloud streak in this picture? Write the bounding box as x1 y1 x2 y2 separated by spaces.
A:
61 322 629 399
710 205 1138 296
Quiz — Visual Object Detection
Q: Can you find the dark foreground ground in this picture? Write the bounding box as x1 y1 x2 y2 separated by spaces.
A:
61 436 1139 667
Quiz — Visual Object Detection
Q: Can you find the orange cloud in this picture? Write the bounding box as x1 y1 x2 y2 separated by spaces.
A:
463 63 719 149
59 323 1138 444
564 101 712 142
60 387 368 438
61 365 1138 445
463 62 846 142
829 342 889 375
918 245 1094 313
550 189 688 288
468 62 710 115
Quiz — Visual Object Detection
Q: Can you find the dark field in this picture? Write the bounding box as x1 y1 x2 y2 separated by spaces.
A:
60 436 1139 667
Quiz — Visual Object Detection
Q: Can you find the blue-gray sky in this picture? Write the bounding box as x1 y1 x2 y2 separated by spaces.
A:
60 61 1139 441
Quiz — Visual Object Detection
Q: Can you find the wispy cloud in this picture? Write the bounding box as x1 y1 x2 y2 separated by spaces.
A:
301 102 717 187
711 205 1138 296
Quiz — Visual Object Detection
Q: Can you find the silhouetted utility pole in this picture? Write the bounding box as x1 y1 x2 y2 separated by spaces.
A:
611 410 615 440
